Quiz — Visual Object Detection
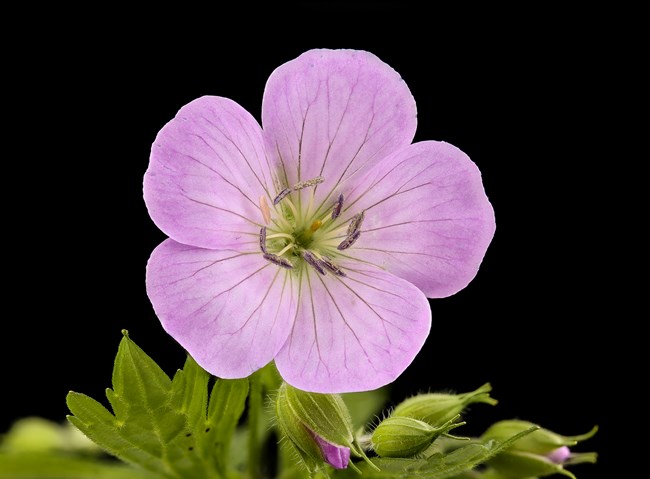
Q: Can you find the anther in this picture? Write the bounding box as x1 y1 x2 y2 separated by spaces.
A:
347 211 365 236
260 196 271 224
273 188 292 205
337 231 360 251
332 193 344 219
259 226 267 254
263 253 294 269
292 176 324 191
302 251 326 275
320 256 346 277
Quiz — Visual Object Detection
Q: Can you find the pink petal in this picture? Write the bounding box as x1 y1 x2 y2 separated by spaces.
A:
146 239 297 378
274 261 431 393
547 446 571 464
312 433 350 469
144 96 278 250
262 49 416 212
341 141 495 298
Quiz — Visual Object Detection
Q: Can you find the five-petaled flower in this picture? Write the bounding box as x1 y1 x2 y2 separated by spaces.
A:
144 49 495 393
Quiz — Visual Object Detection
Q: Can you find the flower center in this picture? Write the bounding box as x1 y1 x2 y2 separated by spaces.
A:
258 177 363 277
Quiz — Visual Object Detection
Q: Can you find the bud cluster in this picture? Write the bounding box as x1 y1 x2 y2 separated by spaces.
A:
481 420 598 478
274 381 597 477
370 383 497 458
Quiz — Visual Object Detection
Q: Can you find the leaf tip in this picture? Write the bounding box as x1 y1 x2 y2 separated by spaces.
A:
121 329 129 338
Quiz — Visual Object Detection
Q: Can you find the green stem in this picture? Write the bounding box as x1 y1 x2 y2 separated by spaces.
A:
248 371 263 479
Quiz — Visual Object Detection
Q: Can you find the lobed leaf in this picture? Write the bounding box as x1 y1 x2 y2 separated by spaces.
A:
204 378 249 472
67 332 206 477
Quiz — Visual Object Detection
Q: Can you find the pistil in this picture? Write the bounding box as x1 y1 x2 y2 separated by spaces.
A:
260 177 362 276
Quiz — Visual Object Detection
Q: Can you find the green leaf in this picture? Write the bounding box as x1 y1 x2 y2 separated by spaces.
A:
66 331 256 478
333 427 537 479
66 331 209 478
0 452 162 479
203 378 249 472
112 331 173 410
170 355 210 427
66 393 158 468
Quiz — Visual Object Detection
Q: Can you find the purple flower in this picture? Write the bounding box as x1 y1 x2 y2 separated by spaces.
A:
144 49 495 393
311 434 350 469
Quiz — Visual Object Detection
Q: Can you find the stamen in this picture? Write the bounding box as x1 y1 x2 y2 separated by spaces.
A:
273 188 292 205
267 232 295 240
304 187 316 221
320 256 346 277
347 211 365 236
276 243 295 257
259 226 267 254
292 176 324 191
263 253 294 269
337 231 361 251
310 220 322 232
331 193 344 219
302 251 326 275
284 197 299 219
260 196 271 224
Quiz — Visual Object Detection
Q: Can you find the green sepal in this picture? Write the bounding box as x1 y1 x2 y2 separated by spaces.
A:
372 415 466 458
392 383 497 427
276 382 376 473
488 450 577 479
282 383 355 447
481 420 598 454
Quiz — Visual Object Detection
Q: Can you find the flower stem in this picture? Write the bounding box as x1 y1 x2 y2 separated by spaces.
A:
248 370 263 479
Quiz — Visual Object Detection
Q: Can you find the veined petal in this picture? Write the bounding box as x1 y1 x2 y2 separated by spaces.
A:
274 261 431 393
144 96 278 250
146 239 297 378
262 49 416 213
341 141 495 298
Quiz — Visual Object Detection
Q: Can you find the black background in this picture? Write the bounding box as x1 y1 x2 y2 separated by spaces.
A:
4 4 628 478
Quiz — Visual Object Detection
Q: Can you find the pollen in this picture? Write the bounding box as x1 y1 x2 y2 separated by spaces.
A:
260 196 271 224
310 220 322 232
347 211 365 236
293 176 324 191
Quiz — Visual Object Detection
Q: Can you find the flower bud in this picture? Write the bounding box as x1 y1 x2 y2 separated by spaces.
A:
487 449 598 479
482 420 598 478
371 415 466 458
275 382 373 472
2 417 99 454
482 420 598 455
392 383 497 426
